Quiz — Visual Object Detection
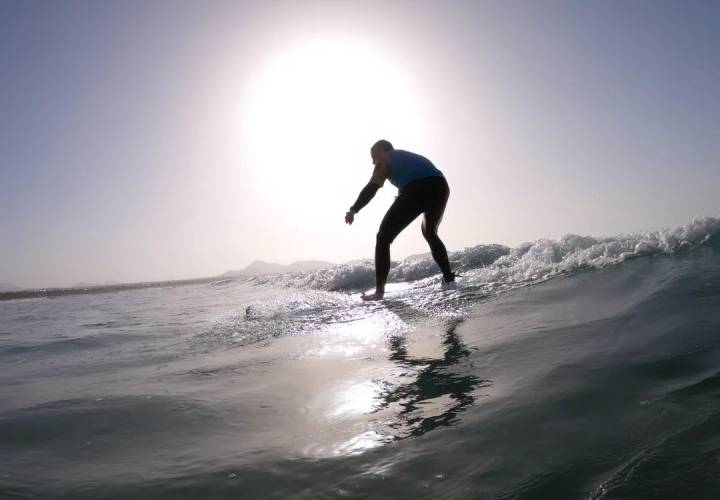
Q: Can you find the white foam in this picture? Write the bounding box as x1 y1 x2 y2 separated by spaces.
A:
253 216 720 293
460 216 720 290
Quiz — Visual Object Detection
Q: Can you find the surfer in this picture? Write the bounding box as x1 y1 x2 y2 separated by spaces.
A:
345 140 456 301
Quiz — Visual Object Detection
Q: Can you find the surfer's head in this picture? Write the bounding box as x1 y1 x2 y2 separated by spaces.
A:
370 139 393 166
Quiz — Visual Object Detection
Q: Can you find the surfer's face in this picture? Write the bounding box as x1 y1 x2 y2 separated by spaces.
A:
371 149 388 167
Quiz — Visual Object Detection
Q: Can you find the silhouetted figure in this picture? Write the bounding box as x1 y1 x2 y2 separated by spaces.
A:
346 140 456 300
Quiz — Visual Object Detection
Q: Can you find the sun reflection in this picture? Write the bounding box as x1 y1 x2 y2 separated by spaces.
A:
331 381 379 417
304 309 409 358
303 319 491 458
332 430 386 456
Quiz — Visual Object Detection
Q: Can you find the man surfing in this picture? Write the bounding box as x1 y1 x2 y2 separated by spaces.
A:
345 140 457 301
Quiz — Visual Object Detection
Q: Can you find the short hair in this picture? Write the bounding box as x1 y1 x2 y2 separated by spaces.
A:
370 139 394 156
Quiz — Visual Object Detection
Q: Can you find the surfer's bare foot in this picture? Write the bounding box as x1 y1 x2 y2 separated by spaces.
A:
361 291 384 301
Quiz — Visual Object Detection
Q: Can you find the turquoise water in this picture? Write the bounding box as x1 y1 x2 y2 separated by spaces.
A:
1 218 719 499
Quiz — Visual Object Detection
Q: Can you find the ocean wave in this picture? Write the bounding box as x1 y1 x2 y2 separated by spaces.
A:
254 217 720 293
250 244 510 292
208 279 237 287
196 217 720 349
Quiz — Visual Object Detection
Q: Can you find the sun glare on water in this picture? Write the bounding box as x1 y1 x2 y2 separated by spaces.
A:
241 36 427 215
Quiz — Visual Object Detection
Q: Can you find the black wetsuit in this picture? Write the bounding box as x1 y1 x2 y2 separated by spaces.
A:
351 175 453 290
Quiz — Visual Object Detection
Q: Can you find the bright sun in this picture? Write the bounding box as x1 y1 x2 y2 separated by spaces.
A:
240 36 427 217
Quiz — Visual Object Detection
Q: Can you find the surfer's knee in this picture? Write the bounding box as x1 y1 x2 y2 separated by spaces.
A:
422 224 438 242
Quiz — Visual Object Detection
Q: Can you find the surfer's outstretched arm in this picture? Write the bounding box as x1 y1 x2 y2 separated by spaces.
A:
345 182 379 224
351 182 380 213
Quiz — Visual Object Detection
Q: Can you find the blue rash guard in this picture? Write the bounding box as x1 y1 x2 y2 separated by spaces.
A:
370 149 444 191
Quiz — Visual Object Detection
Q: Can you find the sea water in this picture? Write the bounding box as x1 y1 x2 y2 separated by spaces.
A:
2 217 720 499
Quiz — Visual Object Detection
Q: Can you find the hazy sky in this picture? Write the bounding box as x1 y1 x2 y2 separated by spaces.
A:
1 0 718 288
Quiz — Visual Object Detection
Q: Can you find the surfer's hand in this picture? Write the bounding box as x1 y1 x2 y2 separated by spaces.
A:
345 210 355 225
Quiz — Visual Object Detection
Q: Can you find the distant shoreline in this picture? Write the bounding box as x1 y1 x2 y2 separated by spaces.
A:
0 259 337 302
0 276 227 302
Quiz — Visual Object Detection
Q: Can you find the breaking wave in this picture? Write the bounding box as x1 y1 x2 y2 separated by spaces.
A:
253 216 720 293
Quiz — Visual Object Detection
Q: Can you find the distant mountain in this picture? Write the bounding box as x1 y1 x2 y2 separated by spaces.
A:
0 282 22 293
220 260 334 278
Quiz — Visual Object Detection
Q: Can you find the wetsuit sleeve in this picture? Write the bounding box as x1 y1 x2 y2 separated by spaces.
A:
350 182 380 213
369 164 388 187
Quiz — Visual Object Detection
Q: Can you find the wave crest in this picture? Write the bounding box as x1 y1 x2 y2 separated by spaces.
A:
254 217 720 292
